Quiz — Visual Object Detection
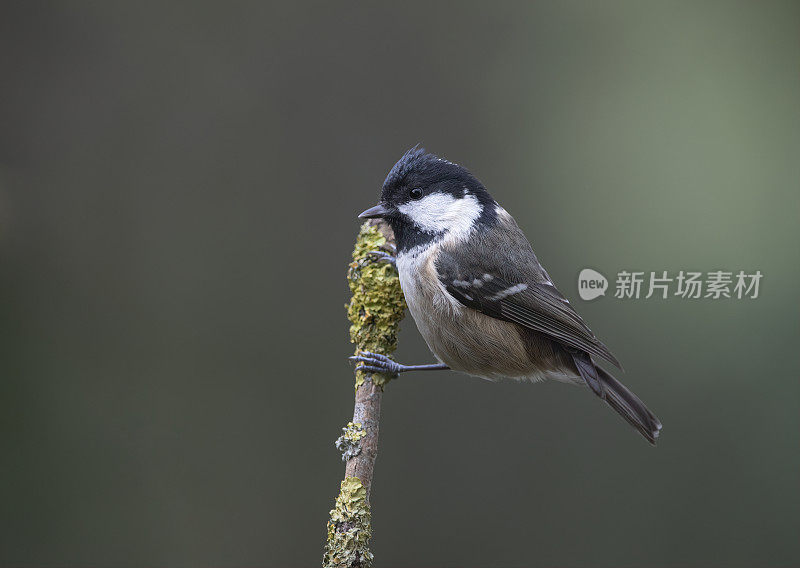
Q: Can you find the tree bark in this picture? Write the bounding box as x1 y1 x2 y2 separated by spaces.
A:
345 382 382 498
323 220 405 568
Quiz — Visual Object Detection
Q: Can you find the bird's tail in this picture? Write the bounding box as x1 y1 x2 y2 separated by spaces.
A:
597 366 662 445
573 354 662 445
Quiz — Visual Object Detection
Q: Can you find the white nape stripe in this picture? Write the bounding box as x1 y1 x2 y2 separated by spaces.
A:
398 192 482 240
488 283 528 301
495 204 512 221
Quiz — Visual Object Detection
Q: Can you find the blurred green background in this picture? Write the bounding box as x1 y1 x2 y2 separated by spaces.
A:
1 2 798 567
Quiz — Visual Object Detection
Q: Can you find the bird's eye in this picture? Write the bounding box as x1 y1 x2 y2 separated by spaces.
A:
409 188 423 200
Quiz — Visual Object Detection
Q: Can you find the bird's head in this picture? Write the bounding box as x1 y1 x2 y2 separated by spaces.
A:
359 147 497 251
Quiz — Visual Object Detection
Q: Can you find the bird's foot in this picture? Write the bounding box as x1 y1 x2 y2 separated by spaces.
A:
349 247 397 280
348 351 449 377
349 351 403 377
365 250 396 266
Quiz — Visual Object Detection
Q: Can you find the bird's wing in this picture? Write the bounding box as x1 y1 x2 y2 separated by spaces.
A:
435 247 622 370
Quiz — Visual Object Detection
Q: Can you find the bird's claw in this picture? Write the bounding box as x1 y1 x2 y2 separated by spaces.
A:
365 250 396 266
349 250 396 280
348 351 402 377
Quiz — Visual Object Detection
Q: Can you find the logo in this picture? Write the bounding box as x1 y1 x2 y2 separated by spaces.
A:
576 269 763 301
577 268 608 301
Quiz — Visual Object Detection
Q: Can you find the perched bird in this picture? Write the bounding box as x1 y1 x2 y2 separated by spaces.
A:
353 146 662 444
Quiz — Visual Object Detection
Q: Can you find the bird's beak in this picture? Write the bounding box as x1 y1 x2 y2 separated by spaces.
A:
358 203 390 219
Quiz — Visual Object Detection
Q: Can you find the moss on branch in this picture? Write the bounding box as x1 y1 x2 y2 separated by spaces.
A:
324 221 406 568
335 422 366 462
323 477 373 568
345 222 406 389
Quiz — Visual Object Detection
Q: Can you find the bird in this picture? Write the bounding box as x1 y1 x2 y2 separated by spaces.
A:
352 146 662 444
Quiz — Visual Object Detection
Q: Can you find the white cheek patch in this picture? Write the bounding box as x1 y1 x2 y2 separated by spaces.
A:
398 193 482 239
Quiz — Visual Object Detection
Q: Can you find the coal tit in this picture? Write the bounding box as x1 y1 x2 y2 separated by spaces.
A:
354 147 662 444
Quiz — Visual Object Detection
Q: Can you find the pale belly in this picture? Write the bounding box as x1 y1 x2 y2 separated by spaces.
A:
396 248 576 382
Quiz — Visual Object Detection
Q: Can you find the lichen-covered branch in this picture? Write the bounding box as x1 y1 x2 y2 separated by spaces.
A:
345 222 406 390
335 422 367 462
324 477 373 568
323 221 406 568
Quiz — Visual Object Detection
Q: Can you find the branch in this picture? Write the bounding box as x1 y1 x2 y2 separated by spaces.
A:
323 220 406 568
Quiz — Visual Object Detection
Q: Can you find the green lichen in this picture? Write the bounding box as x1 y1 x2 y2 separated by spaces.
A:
324 222 405 567
335 422 366 462
346 222 406 389
323 477 374 568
